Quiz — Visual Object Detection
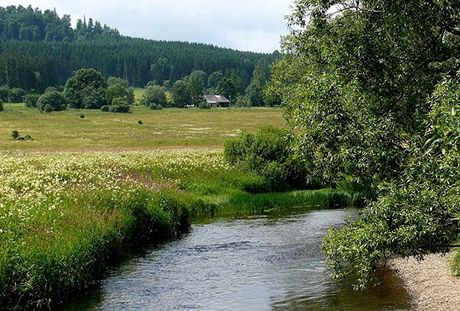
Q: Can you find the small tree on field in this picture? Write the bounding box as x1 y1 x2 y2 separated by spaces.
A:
37 91 66 112
24 93 41 108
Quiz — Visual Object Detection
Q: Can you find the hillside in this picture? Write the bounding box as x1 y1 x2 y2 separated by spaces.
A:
0 5 278 91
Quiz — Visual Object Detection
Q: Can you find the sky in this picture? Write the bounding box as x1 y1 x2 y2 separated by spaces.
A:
2 0 292 53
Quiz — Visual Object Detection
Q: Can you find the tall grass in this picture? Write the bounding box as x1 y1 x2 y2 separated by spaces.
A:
0 150 357 309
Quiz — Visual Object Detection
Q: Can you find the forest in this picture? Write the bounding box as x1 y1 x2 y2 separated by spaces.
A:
0 5 277 94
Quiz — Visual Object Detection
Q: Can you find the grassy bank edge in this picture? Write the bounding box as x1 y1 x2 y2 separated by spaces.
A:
0 187 357 310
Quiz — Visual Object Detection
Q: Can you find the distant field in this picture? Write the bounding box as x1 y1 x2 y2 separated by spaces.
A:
0 104 285 152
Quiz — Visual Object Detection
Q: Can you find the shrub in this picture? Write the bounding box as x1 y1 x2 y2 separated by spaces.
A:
100 105 110 112
64 68 106 109
150 103 163 110
24 93 41 108
24 134 33 141
37 92 66 112
11 130 19 140
198 102 211 109
224 127 308 191
82 88 107 109
0 100 3 112
80 114 85 119
0 87 8 102
44 87 58 94
107 97 130 113
141 85 167 107
8 88 26 103
138 120 143 125
235 95 251 108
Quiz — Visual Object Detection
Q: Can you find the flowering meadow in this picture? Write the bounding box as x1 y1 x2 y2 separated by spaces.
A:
0 150 352 309
0 150 236 308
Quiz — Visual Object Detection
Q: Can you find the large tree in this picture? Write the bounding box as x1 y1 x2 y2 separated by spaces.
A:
64 68 106 109
269 0 460 289
269 0 460 188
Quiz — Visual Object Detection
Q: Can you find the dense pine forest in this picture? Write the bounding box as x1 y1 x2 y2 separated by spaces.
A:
0 5 277 91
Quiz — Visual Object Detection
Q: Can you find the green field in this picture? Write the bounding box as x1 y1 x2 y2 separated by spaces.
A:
0 104 285 152
0 104 359 309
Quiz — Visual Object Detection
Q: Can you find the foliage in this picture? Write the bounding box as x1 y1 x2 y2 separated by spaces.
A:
198 102 211 109
106 83 132 105
171 80 192 107
8 88 26 103
246 58 271 106
217 77 237 102
235 95 251 108
141 85 167 107
225 127 308 191
11 130 19 139
24 93 40 108
186 70 208 105
105 97 130 113
269 0 460 191
0 6 274 91
37 91 66 112
323 73 460 289
0 87 8 102
0 99 3 112
64 68 106 109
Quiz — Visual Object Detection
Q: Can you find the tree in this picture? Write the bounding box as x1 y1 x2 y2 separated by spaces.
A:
207 71 224 89
37 91 66 112
141 85 167 107
106 83 131 105
268 0 460 189
246 58 270 106
64 68 106 109
186 70 208 105
8 88 26 103
171 80 192 107
217 78 237 102
24 93 40 108
271 0 460 289
107 77 129 88
323 72 460 289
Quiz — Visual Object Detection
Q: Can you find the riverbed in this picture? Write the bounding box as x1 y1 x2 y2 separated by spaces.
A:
63 209 410 310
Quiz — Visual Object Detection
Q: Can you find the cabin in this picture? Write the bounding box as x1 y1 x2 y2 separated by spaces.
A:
203 95 231 108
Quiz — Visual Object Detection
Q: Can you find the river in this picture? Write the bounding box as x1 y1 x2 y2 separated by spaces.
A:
63 209 410 311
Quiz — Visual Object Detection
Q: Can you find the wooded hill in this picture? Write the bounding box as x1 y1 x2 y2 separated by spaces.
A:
0 5 277 91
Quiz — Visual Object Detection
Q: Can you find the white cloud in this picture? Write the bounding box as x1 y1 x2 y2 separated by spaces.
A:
2 0 292 52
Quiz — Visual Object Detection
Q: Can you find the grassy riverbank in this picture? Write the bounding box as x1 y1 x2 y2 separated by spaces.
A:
0 150 356 309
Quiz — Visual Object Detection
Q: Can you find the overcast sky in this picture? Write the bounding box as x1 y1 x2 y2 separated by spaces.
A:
3 0 292 53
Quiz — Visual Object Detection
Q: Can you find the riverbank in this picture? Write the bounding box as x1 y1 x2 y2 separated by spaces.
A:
0 150 358 310
390 253 460 310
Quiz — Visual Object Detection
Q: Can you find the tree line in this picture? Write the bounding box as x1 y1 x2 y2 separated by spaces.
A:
0 5 278 105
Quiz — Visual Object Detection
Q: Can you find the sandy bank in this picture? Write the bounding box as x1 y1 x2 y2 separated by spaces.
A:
390 253 460 311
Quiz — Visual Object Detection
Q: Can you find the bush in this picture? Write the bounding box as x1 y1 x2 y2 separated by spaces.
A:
198 102 211 109
11 130 19 140
82 88 107 109
224 127 308 191
0 87 8 102
80 114 85 119
100 105 110 112
8 88 26 103
24 93 41 108
0 100 3 112
149 103 163 110
37 91 67 112
141 85 167 107
138 120 143 125
235 95 251 108
105 97 130 113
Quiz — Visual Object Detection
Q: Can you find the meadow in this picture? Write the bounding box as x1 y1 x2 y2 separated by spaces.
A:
0 106 355 309
0 103 285 152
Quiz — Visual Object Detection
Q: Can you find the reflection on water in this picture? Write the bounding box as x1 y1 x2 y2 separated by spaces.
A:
63 209 410 311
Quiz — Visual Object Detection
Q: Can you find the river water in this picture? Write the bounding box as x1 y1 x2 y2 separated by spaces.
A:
64 209 410 311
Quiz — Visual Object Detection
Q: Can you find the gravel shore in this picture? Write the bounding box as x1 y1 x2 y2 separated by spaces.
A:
390 253 460 311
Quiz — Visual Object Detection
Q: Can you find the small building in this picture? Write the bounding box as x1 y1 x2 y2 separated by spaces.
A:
203 95 231 108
